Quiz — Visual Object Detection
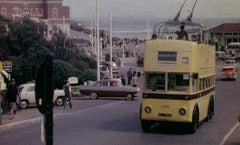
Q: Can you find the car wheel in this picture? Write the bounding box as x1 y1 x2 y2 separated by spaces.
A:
20 100 29 109
189 106 199 134
90 92 98 100
141 119 152 132
125 94 133 101
55 97 64 106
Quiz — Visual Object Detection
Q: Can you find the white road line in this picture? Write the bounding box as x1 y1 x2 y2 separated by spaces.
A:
0 101 124 130
0 117 41 130
219 122 240 145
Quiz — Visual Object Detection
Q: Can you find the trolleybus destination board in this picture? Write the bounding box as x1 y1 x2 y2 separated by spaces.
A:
158 51 177 61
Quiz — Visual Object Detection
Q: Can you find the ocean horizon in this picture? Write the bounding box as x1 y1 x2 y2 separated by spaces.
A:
72 16 240 39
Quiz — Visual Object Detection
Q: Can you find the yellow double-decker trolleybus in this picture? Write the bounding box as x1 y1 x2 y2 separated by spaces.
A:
140 7 216 133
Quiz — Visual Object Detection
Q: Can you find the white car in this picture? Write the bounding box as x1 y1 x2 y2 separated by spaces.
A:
18 83 65 109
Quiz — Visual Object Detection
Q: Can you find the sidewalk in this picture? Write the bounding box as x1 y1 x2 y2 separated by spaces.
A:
225 123 240 145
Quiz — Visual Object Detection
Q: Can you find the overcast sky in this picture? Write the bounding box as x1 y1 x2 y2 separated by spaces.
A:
63 0 240 19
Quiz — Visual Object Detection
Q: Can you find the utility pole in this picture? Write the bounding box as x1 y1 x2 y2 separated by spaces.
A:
96 0 100 81
147 16 150 40
91 15 94 51
63 16 66 33
122 37 125 58
109 11 113 79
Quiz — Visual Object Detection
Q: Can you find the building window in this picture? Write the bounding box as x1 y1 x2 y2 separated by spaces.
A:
52 8 58 19
1 8 7 17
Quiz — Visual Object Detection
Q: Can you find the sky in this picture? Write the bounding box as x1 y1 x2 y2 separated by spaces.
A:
63 0 240 19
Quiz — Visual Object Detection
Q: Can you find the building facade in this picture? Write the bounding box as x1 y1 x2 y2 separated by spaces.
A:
0 0 70 36
210 23 240 50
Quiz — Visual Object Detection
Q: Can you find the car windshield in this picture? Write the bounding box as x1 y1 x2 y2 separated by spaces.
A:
225 61 234 64
228 45 240 49
223 68 234 71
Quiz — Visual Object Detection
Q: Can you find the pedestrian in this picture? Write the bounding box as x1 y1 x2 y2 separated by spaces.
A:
127 68 133 85
63 80 72 109
130 72 138 87
121 75 126 86
6 79 20 120
133 68 137 75
176 25 189 40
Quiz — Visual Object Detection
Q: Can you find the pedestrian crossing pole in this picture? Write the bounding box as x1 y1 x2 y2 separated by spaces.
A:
35 52 54 145
0 92 2 125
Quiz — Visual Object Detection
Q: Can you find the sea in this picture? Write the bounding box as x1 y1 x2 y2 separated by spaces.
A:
73 16 240 39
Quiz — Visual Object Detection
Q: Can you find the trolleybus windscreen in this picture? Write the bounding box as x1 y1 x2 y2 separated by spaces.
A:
158 51 177 61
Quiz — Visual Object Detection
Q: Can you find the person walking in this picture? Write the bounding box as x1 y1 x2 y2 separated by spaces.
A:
127 68 133 85
121 75 126 86
6 79 20 119
130 72 138 87
63 80 72 109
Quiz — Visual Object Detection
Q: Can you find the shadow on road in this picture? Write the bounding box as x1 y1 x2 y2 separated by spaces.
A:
97 112 198 135
149 122 194 135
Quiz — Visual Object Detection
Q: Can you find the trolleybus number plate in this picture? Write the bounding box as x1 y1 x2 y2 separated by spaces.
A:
158 113 172 118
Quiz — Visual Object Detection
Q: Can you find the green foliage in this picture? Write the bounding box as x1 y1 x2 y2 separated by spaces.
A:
0 17 97 87
53 60 97 89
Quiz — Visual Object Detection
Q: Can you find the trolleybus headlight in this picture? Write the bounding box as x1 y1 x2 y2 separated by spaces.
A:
145 106 152 113
179 108 186 116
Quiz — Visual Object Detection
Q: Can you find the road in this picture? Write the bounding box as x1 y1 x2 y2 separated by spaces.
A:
0 61 240 145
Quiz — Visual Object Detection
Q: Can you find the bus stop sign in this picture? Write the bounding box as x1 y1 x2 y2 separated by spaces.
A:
35 57 54 114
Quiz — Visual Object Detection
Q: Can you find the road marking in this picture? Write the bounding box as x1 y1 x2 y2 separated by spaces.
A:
0 117 41 130
0 101 124 130
219 122 240 145
56 101 124 116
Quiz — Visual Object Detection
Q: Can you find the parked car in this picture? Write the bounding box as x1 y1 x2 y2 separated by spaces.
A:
18 83 65 109
79 79 140 100
224 60 238 71
221 66 237 80
216 51 226 61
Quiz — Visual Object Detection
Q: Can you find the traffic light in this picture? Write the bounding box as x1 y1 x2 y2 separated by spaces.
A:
35 52 54 145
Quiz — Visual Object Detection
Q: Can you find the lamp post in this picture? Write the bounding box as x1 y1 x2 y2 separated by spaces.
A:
96 0 100 81
109 11 113 79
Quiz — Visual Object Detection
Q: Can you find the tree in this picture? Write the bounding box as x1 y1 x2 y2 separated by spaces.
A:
1 17 97 86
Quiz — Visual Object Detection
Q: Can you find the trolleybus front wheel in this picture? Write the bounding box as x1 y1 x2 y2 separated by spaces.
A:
189 106 199 134
141 119 152 132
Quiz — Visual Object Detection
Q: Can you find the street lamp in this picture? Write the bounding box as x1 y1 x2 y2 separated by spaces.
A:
96 0 100 81
109 11 113 79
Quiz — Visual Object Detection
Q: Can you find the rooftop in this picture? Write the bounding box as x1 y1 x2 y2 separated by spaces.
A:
210 23 240 33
